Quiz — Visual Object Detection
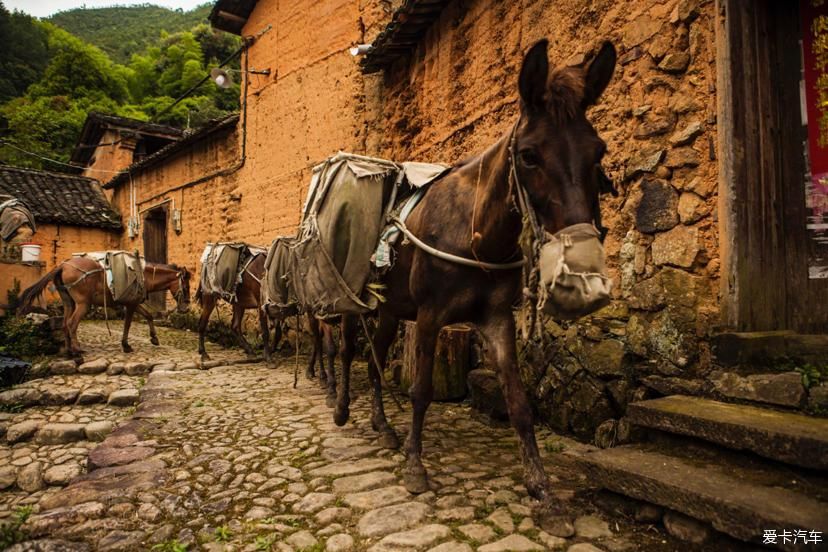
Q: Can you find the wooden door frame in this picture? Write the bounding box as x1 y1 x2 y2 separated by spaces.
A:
142 204 168 311
715 0 827 332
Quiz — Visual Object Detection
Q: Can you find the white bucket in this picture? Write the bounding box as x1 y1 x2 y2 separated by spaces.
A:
20 243 41 262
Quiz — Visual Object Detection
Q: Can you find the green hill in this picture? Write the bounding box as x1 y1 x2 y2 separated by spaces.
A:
47 3 213 64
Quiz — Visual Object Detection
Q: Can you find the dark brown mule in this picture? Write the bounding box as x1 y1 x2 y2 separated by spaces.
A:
333 40 617 499
18 257 190 356
196 254 275 361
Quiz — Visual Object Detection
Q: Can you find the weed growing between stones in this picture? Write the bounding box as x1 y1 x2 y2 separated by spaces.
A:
214 525 232 542
544 438 566 454
0 505 32 548
254 533 277 550
150 540 189 552
795 363 828 388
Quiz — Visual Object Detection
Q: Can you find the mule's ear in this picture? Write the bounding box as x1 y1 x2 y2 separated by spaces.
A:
519 39 549 111
583 41 616 107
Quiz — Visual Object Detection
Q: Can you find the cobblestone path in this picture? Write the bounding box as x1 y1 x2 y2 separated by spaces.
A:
2 321 679 551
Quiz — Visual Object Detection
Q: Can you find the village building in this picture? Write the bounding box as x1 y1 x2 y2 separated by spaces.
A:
0 166 121 307
69 112 184 184
84 1 828 545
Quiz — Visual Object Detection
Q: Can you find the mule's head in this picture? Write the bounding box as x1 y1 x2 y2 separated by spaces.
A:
514 39 617 319
171 267 191 313
514 39 617 237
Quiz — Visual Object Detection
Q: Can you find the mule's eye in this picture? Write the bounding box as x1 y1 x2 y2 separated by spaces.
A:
519 150 540 168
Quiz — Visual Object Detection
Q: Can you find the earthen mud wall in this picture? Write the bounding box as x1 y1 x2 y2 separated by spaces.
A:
110 126 240 280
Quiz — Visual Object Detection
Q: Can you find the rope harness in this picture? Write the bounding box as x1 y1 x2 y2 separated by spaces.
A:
391 122 611 339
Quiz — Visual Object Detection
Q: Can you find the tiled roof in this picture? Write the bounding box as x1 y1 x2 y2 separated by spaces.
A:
104 114 239 189
70 112 184 167
0 166 122 230
360 0 451 73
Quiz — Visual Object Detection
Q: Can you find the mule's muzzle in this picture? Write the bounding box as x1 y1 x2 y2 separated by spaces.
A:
537 223 612 320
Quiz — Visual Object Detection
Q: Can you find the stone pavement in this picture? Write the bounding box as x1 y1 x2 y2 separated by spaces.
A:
2 321 681 551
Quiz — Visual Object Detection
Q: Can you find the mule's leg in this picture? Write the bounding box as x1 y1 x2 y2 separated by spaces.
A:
198 295 215 360
121 305 136 353
333 315 357 426
403 311 441 494
135 304 160 346
260 307 271 363
368 311 400 449
307 315 320 380
272 318 283 351
231 303 254 356
58 288 74 356
67 298 90 356
267 317 283 368
481 312 550 501
322 323 337 408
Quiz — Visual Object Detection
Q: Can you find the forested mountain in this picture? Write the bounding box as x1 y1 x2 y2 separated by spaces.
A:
48 3 213 64
0 2 241 173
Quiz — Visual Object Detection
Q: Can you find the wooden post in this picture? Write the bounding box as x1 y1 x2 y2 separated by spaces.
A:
401 321 472 401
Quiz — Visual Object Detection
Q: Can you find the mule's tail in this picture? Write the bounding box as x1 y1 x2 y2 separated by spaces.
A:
17 265 61 315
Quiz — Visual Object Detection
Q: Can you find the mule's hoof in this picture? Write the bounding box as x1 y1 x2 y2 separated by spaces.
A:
305 370 315 381
378 430 400 450
325 395 337 409
150 337 160 346
200 353 211 362
333 406 350 426
403 470 430 494
122 344 133 353
526 476 552 502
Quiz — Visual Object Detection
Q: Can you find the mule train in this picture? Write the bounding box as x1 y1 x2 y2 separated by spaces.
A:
258 39 618 498
16 39 617 498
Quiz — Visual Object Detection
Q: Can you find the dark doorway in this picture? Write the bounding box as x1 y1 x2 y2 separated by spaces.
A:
143 205 168 311
718 0 828 332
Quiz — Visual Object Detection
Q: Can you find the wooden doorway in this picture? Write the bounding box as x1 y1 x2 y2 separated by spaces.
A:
143 205 168 311
717 0 828 333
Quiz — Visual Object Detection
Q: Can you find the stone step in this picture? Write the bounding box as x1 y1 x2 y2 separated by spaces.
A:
569 444 828 550
627 395 828 470
6 420 114 445
0 385 139 411
712 330 828 366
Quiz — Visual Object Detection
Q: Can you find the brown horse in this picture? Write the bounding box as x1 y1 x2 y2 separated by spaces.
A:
18 257 190 356
196 254 276 361
331 40 617 500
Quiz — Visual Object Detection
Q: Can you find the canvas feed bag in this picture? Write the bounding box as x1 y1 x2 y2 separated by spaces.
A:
536 223 612 320
73 250 146 304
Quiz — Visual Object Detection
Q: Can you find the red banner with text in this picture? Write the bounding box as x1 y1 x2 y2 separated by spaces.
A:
802 0 828 278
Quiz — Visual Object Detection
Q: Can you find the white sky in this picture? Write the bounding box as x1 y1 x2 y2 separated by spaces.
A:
5 0 207 18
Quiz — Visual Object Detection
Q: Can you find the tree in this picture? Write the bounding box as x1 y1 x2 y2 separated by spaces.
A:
0 2 50 103
0 7 241 170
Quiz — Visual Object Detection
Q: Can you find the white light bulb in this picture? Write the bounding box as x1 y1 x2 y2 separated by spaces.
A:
215 75 226 87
